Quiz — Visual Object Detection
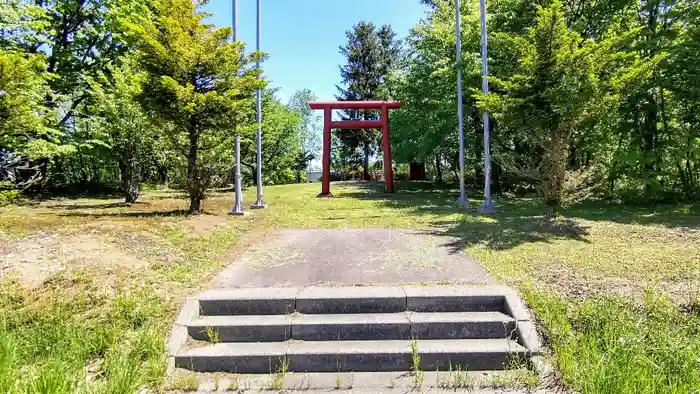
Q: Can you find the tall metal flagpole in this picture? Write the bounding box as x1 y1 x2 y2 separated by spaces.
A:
456 0 469 207
229 0 244 215
232 0 238 42
478 0 496 213
251 0 266 209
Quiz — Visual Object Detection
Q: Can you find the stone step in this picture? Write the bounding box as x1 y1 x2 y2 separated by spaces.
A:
407 312 516 340
187 312 516 342
170 370 541 392
196 285 514 316
198 288 298 316
174 339 527 373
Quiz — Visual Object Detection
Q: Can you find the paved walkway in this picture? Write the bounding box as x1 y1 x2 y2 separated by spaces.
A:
211 228 493 287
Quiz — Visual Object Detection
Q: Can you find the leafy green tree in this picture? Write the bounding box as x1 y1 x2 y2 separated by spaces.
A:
476 0 653 207
239 89 303 186
0 49 72 190
128 0 261 213
665 2 700 199
388 0 483 184
87 61 160 203
287 89 321 182
2 0 145 127
336 22 400 179
0 51 54 155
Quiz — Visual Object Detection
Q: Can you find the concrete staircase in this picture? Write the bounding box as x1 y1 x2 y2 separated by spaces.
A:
169 285 541 379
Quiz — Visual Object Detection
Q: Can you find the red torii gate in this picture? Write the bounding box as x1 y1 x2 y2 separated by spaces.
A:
308 100 401 197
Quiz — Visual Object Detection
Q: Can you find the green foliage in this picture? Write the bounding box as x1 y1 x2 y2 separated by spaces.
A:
287 88 321 157
336 22 400 177
0 50 65 159
0 181 19 206
388 0 482 182
127 0 261 212
235 88 304 187
476 0 609 206
527 288 700 393
389 0 700 204
86 60 161 202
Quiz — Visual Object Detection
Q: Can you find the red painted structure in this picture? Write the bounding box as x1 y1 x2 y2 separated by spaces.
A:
308 100 401 197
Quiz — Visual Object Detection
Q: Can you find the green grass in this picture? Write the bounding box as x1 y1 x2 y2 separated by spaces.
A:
409 339 424 389
527 288 700 393
0 278 169 394
1 181 699 393
168 373 198 391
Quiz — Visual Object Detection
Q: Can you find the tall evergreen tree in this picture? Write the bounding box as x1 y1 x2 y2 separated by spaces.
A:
336 22 400 179
127 0 261 213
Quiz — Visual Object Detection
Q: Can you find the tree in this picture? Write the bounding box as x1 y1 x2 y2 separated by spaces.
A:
128 0 261 213
87 60 159 203
388 0 484 183
476 0 648 207
287 89 321 182
239 89 304 186
336 22 400 179
0 50 71 188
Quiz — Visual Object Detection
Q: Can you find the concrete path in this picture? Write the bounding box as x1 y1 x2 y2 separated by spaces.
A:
212 229 493 287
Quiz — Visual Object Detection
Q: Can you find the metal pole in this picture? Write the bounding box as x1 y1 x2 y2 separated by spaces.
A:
229 0 245 216
232 0 238 42
456 0 469 207
230 135 245 215
251 0 266 208
478 0 496 213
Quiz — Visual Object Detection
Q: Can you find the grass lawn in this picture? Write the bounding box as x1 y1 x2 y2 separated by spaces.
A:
1 181 699 393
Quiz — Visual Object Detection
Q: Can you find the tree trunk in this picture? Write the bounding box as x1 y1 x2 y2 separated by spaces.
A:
119 160 140 203
157 165 169 187
363 142 370 180
187 126 202 214
542 130 567 208
435 153 443 183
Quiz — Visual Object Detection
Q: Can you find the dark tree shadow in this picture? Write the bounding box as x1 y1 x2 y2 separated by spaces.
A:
563 201 700 229
423 216 590 253
336 181 592 251
60 209 191 218
50 201 150 210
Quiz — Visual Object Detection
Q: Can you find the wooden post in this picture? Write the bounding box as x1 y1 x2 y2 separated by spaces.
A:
381 105 395 193
319 107 333 197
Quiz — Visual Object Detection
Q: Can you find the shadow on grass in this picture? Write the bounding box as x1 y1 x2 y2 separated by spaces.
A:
563 201 700 229
332 181 696 251
59 209 190 218
50 201 150 210
334 181 591 251
425 216 590 252
341 180 700 228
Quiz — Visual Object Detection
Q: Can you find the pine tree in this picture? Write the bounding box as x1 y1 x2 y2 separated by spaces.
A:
127 0 261 213
336 22 400 179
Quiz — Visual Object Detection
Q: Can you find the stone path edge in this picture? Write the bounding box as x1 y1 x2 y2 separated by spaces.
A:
167 297 200 375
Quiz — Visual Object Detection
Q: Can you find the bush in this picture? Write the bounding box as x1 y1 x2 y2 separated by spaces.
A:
0 181 20 206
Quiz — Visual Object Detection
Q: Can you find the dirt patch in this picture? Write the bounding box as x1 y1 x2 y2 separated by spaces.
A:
1 231 148 287
541 264 700 305
177 215 230 237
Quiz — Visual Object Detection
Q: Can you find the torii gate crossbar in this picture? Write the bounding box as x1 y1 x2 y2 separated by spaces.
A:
308 100 401 197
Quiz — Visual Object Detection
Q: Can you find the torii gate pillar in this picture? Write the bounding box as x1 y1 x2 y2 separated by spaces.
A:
308 100 402 197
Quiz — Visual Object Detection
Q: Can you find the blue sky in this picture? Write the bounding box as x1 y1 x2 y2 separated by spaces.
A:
201 0 428 104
